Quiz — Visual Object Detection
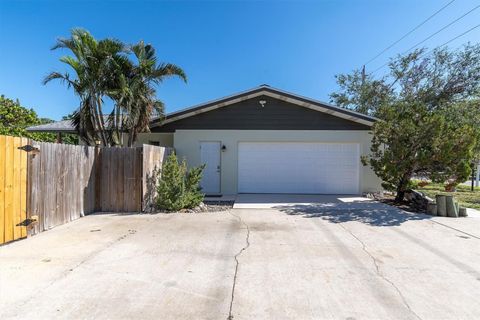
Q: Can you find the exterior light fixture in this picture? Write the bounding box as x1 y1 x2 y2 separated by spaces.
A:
259 100 267 108
221 145 227 152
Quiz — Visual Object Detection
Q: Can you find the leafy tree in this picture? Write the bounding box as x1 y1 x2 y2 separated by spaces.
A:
330 70 392 116
156 153 205 211
0 94 55 142
365 100 477 200
332 45 480 117
331 45 480 201
0 95 81 144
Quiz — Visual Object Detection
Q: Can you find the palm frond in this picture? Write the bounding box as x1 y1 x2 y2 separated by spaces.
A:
153 63 187 83
42 71 80 92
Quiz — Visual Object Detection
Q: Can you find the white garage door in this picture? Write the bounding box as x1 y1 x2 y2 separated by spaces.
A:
238 142 360 194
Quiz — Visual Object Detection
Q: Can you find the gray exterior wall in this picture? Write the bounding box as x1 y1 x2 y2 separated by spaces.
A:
134 133 174 147
173 130 382 195
153 95 371 132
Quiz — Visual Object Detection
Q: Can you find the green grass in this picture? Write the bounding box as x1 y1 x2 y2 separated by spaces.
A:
416 182 480 210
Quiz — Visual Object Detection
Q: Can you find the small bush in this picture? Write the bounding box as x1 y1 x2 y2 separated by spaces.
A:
156 153 205 211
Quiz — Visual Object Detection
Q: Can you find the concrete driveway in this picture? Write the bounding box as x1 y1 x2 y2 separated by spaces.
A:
1 199 480 320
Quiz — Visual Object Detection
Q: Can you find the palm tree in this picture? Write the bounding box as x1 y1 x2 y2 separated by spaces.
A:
45 30 187 147
115 41 187 146
44 28 128 146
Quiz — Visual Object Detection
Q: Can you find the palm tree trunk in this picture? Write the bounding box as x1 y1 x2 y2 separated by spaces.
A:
114 104 121 146
89 95 104 145
95 95 109 146
127 131 134 148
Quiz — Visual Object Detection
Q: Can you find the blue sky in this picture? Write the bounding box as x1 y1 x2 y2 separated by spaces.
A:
1 0 479 120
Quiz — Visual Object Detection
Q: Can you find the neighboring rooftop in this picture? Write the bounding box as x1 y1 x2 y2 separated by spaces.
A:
26 115 162 133
26 119 76 133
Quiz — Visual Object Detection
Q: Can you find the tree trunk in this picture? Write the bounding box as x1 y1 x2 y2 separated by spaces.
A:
127 131 135 148
395 172 412 202
395 189 405 202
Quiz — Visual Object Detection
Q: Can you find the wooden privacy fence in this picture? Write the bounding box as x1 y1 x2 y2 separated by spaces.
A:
28 142 172 236
98 144 171 213
0 135 28 244
29 143 97 235
0 134 172 242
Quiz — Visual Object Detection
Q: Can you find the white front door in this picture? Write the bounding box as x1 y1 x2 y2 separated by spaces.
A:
238 142 360 194
200 141 221 194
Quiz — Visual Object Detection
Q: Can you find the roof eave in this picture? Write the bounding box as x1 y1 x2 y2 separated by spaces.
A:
26 128 77 134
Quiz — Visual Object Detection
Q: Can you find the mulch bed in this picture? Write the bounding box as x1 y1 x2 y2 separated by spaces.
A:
154 201 234 214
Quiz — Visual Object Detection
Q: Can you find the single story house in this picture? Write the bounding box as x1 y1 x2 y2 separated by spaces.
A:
27 85 382 195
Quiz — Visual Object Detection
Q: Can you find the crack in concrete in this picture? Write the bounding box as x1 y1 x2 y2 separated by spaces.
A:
338 224 422 320
227 210 251 320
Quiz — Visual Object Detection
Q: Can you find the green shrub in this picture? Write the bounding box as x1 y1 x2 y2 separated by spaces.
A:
156 153 205 211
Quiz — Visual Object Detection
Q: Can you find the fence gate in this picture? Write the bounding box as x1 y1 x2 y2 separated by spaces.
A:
0 135 28 244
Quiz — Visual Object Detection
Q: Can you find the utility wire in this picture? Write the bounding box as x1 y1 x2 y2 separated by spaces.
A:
424 23 480 56
363 0 456 66
370 23 480 75
401 4 480 54
369 4 480 75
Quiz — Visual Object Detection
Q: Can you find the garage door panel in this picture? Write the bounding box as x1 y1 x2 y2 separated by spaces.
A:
238 142 359 194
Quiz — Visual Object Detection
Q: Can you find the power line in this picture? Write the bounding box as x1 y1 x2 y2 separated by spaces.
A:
369 4 480 75
401 4 480 54
370 23 480 75
363 0 456 67
423 23 480 56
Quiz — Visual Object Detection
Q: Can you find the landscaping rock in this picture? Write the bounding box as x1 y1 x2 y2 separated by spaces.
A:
407 190 431 212
152 200 234 214
363 191 385 200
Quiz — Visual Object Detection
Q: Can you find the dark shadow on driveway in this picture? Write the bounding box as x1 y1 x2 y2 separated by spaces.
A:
274 201 431 227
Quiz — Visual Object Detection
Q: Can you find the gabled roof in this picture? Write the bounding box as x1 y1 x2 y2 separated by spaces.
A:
27 85 376 134
150 85 376 128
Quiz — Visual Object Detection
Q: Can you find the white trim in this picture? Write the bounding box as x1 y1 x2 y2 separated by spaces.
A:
151 86 376 128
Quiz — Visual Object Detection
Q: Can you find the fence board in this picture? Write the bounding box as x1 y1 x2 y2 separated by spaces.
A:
4 136 14 242
0 136 5 243
20 137 28 238
0 135 28 244
142 145 172 211
12 137 21 240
